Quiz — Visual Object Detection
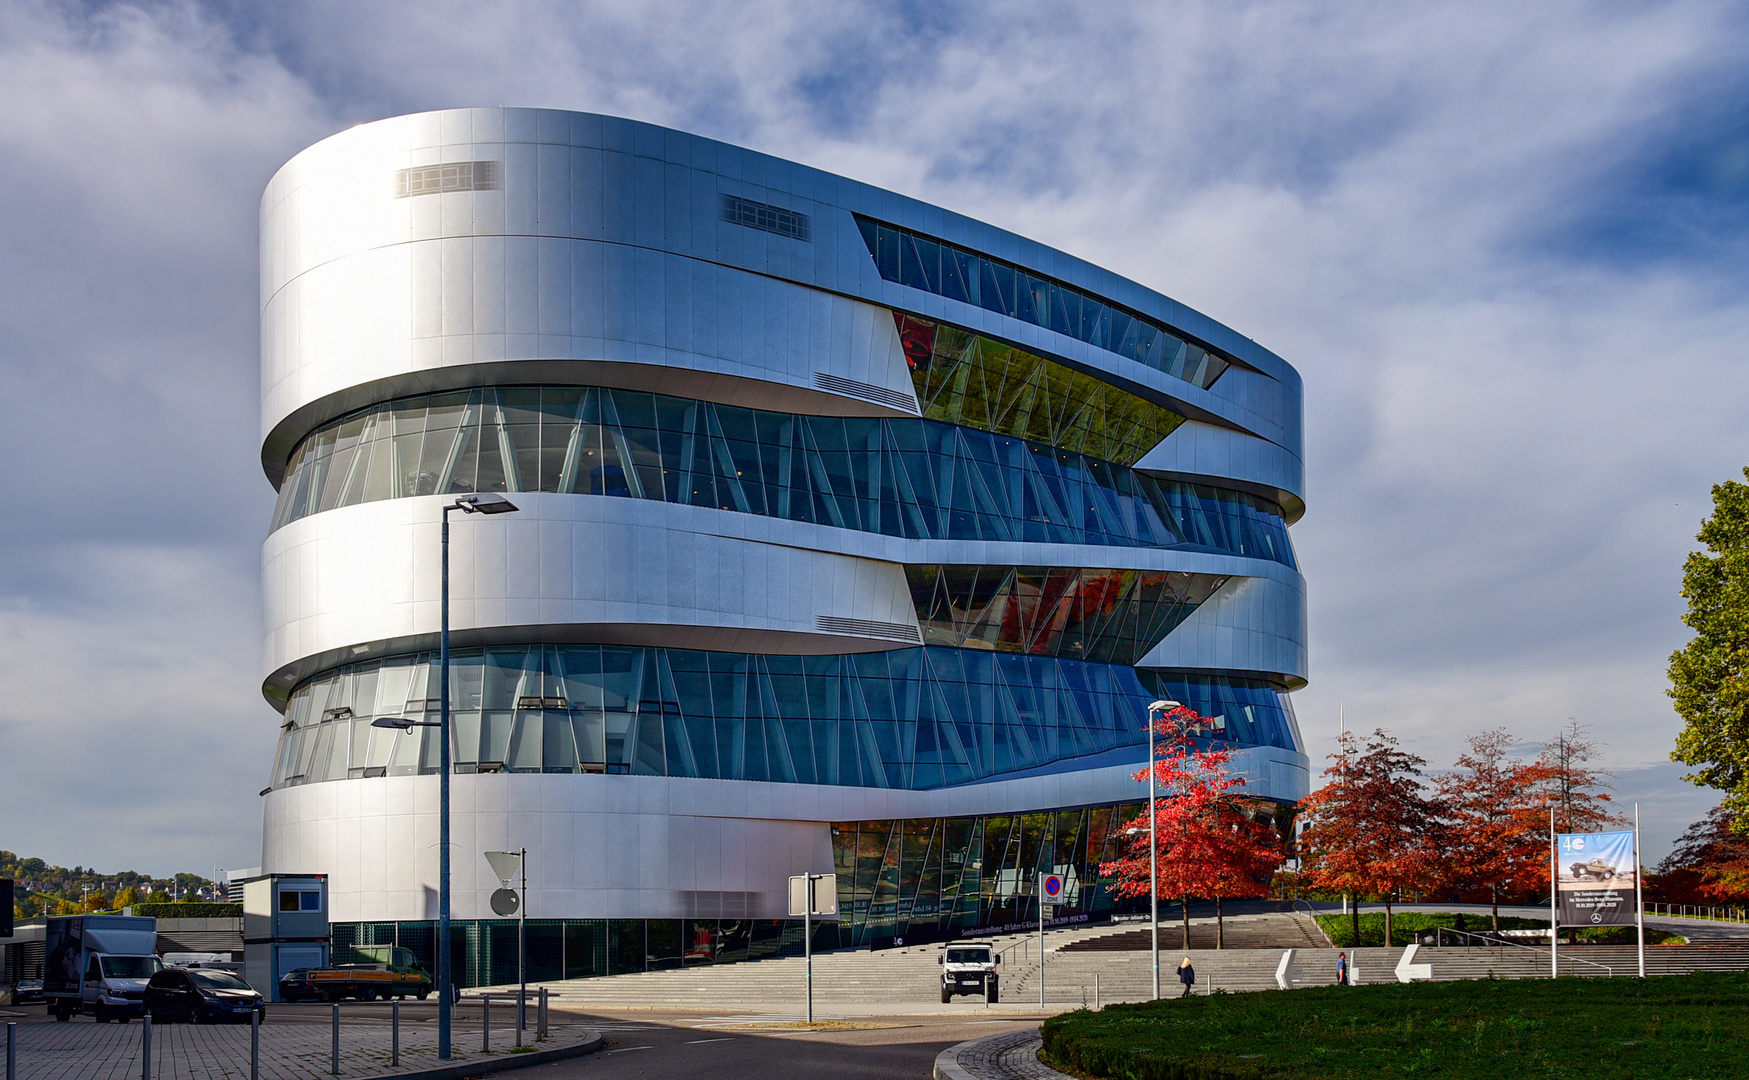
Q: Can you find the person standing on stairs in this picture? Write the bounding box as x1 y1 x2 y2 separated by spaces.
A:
1178 957 1196 997
1336 952 1349 986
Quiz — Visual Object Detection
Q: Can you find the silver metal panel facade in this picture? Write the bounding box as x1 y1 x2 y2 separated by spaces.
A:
262 745 1308 924
257 107 1310 925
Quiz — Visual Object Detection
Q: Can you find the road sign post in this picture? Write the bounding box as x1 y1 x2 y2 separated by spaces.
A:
1039 872 1064 1006
788 873 837 1026
485 849 528 1035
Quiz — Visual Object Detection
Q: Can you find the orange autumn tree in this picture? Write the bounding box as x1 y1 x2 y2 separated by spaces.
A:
1654 805 1749 904
1299 729 1446 948
1100 705 1286 949
1436 729 1556 930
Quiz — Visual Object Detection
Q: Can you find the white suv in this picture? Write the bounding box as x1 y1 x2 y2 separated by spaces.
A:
939 942 1000 1003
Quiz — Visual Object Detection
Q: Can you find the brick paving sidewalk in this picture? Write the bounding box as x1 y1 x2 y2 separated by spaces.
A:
934 1029 1073 1080
2 1019 600 1080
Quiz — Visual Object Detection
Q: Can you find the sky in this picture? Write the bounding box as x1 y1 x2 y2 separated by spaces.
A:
2 0 1747 876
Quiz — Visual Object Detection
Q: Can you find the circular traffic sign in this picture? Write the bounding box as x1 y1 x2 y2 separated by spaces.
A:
1042 874 1065 900
490 887 520 916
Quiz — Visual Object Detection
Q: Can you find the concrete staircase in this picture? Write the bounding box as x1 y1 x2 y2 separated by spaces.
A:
1016 942 1749 1006
1060 912 1328 952
477 918 1749 1011
486 930 1076 1008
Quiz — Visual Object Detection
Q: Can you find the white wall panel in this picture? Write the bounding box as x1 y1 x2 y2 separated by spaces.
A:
263 741 1306 923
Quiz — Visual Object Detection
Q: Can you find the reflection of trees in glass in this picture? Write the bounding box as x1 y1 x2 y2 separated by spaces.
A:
897 314 1185 465
907 564 1229 664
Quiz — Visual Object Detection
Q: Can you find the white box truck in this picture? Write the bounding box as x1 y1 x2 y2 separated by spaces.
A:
45 915 162 1022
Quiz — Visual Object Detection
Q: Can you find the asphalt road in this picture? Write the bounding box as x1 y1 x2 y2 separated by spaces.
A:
519 1010 1043 1080
0 1000 1046 1078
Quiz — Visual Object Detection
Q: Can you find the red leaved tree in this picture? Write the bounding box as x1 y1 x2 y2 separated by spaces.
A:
1100 705 1286 949
1437 729 1557 930
1654 805 1749 904
1299 729 1446 947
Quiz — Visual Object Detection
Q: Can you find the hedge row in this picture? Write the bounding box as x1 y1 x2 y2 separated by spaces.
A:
131 902 242 918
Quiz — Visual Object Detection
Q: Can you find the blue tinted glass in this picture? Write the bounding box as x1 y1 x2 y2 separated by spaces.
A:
273 387 1293 570
275 645 1299 794
853 216 1232 389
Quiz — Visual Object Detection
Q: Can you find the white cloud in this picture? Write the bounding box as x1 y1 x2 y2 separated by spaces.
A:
0 0 1743 872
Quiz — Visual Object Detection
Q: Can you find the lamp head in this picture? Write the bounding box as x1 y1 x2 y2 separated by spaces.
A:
371 716 416 730
1149 700 1180 713
455 493 519 515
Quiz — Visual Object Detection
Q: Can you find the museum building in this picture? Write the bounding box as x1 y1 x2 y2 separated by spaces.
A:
256 108 1309 984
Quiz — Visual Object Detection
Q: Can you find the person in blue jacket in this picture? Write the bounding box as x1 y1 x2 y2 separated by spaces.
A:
1177 956 1196 997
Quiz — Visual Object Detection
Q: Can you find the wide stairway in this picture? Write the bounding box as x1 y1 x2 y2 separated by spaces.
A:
1021 942 1749 1005
479 918 1749 1010
491 930 1077 1008
1059 912 1328 952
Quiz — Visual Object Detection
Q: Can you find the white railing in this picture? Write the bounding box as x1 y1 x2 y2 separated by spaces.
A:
1424 926 1615 977
1648 904 1747 924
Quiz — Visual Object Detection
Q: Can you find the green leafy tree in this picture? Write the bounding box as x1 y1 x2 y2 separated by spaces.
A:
1670 468 1749 829
113 886 140 909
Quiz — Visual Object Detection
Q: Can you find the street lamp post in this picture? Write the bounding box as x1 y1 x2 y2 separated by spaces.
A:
376 493 518 1060
1144 699 1179 1002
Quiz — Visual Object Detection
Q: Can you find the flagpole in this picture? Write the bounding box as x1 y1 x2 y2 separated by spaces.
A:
1550 808 1558 980
1635 803 1645 979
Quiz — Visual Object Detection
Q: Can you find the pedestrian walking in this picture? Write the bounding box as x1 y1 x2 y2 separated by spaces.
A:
1178 956 1196 997
1336 951 1349 986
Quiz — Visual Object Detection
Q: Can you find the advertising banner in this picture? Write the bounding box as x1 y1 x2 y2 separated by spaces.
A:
1556 831 1638 926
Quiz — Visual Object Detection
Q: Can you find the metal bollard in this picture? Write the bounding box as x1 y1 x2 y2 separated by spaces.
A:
538 987 548 1040
482 994 491 1053
1094 974 1100 1011
8 1022 16 1080
330 1004 340 1076
391 1001 400 1067
140 1016 152 1080
514 991 522 1049
251 1009 260 1080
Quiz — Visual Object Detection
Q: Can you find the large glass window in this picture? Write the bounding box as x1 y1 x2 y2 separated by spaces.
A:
897 314 1184 464
270 386 1294 569
908 566 1229 664
268 645 1300 792
856 217 1234 389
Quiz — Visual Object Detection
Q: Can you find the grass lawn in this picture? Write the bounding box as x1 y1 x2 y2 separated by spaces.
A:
1040 971 1749 1079
1313 911 1683 948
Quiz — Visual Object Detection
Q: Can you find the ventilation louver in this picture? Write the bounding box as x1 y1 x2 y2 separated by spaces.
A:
721 194 811 241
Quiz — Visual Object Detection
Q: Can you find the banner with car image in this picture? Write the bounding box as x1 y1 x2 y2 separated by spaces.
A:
1556 830 1637 926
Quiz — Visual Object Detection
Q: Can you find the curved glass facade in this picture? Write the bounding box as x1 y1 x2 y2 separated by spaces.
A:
908 565 1229 664
269 386 1294 567
857 217 1233 389
896 313 1185 464
266 644 1298 792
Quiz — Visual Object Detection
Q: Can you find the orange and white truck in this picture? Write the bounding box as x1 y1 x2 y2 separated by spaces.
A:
277 946 431 1002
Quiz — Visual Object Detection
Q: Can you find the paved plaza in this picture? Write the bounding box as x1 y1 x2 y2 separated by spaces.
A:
1 1014 600 1080
935 1029 1066 1080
